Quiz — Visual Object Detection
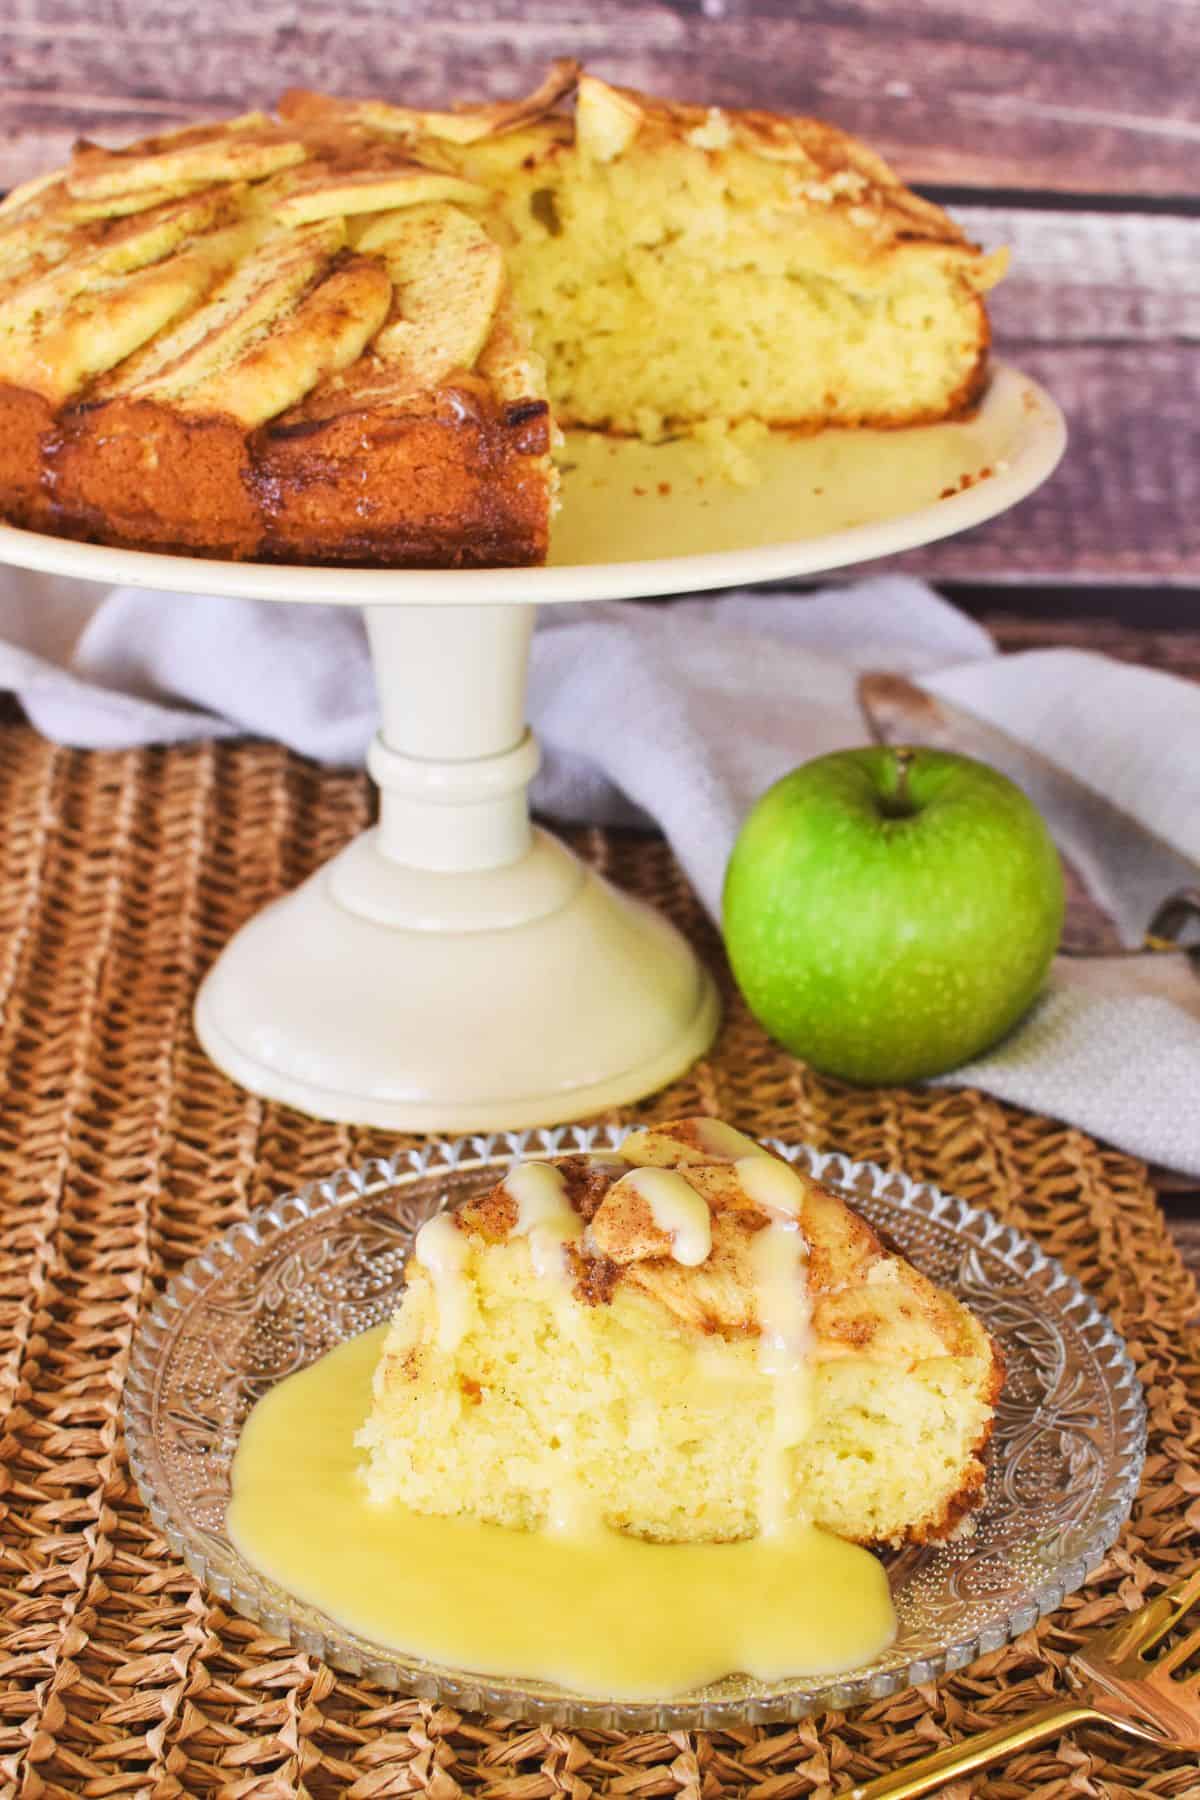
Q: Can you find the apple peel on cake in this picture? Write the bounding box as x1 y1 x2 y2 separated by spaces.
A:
358 1118 1004 1548
0 67 1005 564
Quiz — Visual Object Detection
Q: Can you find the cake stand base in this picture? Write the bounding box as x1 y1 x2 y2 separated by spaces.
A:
194 825 720 1132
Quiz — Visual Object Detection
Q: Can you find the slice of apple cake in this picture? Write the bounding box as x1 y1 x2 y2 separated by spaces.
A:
357 1118 1003 1547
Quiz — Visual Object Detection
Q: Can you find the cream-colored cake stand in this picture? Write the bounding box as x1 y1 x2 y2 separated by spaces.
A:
0 363 1064 1130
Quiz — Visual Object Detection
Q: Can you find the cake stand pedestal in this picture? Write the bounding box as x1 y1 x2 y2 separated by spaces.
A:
197 600 720 1128
0 362 1065 1131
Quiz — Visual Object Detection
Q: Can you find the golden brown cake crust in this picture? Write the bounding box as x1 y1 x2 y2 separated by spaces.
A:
253 391 551 567
46 399 261 557
587 79 977 254
0 385 56 531
41 387 551 566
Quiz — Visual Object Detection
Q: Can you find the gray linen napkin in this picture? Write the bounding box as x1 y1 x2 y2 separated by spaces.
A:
2 569 1198 1174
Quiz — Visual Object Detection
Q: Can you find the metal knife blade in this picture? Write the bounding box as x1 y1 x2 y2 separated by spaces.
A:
857 671 1200 1008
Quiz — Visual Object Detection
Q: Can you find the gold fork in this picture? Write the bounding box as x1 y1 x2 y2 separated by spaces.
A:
843 1566 1200 1799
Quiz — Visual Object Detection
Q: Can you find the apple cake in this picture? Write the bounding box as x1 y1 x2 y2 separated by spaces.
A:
0 66 1006 564
357 1118 1003 1546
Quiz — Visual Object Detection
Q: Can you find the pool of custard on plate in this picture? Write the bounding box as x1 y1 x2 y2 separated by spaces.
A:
227 1324 896 1701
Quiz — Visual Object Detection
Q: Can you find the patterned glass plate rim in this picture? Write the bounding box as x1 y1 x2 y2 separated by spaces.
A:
124 1125 1148 1730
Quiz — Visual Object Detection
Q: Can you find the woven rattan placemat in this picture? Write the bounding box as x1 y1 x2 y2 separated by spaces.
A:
1 722 1198 1799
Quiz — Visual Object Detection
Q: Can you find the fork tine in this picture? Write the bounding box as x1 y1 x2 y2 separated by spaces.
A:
1128 1567 1200 1658
1151 1618 1200 1678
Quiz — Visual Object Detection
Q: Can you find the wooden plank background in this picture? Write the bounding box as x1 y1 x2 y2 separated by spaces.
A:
2 0 1197 590
3 0 1199 196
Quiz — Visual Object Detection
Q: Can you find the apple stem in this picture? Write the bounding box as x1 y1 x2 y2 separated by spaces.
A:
883 746 917 819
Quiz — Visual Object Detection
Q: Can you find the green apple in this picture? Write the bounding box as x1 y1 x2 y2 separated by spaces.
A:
722 746 1064 1084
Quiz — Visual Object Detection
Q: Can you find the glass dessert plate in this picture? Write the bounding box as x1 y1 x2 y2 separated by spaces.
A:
124 1127 1146 1730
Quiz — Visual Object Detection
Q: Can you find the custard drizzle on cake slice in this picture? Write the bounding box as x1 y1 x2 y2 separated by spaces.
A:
412 1212 473 1353
750 1214 812 1537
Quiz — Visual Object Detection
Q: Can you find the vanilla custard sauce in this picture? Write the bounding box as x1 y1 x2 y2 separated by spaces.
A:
412 1213 472 1351
611 1165 714 1265
228 1325 896 1700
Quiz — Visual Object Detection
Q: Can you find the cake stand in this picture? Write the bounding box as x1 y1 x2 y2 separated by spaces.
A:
0 363 1065 1130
